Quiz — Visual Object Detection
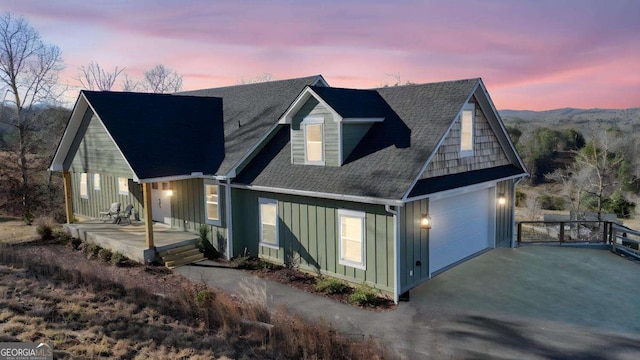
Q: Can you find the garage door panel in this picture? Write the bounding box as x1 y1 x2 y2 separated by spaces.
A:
429 188 493 274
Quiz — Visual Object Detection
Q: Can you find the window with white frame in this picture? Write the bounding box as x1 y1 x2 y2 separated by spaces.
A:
118 177 129 195
93 174 101 191
338 209 366 269
460 103 475 156
79 173 88 199
259 198 278 248
304 118 324 164
204 184 220 225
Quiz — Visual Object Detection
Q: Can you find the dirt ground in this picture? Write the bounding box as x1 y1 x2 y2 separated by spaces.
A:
0 217 38 244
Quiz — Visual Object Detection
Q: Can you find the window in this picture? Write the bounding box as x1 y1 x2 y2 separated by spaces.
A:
93 174 101 191
79 173 88 199
118 178 129 195
338 209 366 269
304 119 324 164
204 184 220 225
460 103 475 156
259 198 278 248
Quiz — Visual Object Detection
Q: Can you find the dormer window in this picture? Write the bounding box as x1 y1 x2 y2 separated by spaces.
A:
303 118 324 164
460 103 475 157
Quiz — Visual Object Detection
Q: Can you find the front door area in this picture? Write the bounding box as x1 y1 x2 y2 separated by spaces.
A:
151 182 172 224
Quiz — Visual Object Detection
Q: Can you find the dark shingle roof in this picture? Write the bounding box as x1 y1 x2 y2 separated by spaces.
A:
309 86 391 118
83 91 224 180
235 78 525 200
179 75 323 175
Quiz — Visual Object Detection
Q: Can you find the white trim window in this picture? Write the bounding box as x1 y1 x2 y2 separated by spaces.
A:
93 174 101 191
204 183 221 225
259 198 278 248
79 173 88 199
118 177 129 195
338 209 366 270
303 117 324 164
460 103 475 157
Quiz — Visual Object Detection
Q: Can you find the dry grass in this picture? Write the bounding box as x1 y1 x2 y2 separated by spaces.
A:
0 238 394 359
0 216 39 244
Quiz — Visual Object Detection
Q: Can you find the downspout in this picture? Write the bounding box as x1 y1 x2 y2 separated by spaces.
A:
225 178 233 260
385 204 401 304
511 178 522 248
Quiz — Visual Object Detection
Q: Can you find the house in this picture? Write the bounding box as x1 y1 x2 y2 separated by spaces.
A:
50 75 527 302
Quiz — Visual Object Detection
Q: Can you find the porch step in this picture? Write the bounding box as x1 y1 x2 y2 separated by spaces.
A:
158 244 205 269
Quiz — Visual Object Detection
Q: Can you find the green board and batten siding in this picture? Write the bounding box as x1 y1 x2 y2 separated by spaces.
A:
399 198 430 293
170 179 227 249
341 123 372 163
65 109 133 178
65 108 142 218
232 188 395 293
70 174 143 220
290 98 340 166
496 179 515 247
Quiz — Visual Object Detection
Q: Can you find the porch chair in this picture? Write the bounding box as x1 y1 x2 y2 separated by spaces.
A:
99 202 121 223
115 204 134 225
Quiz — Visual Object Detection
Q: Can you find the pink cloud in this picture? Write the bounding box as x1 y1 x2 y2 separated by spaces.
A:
0 0 638 110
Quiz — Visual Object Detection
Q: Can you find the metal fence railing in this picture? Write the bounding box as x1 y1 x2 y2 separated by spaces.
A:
517 221 613 245
611 224 640 258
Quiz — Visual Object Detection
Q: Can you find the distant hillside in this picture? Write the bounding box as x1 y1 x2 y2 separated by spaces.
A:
499 107 640 133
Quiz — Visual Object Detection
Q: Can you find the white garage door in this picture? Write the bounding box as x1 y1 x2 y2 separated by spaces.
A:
429 188 494 275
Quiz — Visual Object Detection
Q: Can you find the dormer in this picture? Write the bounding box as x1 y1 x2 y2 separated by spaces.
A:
278 86 387 166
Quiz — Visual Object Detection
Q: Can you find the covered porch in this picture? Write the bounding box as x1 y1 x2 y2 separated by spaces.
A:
63 220 199 263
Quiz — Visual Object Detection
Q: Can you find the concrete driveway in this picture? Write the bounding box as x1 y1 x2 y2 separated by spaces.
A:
177 246 640 359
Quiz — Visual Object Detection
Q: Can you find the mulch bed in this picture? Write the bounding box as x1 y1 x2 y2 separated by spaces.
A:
235 258 397 312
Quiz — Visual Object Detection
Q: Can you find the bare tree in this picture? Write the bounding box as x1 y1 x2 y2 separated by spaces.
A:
0 12 65 218
545 166 590 220
76 61 124 90
143 64 182 93
121 73 142 92
236 73 273 85
574 130 626 220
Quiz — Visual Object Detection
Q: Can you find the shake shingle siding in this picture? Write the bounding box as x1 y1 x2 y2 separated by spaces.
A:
420 98 510 178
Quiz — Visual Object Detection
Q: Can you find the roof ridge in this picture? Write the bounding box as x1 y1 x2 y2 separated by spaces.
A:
184 74 322 93
371 77 480 90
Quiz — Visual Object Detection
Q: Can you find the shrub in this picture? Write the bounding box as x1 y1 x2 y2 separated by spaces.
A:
195 290 216 307
83 242 100 259
231 256 253 269
22 209 35 225
110 252 127 267
349 283 379 307
516 189 526 207
98 248 112 262
539 194 565 210
70 238 82 250
315 277 348 294
35 218 55 240
603 192 636 218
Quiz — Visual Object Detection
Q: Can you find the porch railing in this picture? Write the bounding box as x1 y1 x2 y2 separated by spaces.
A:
516 220 613 245
610 223 640 258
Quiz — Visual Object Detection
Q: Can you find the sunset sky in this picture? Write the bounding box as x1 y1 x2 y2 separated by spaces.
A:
1 0 638 110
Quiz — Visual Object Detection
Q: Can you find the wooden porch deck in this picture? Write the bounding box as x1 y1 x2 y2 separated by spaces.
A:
63 221 199 263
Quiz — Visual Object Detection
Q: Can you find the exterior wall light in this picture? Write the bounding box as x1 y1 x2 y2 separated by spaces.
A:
420 213 432 229
166 189 174 196
498 194 506 206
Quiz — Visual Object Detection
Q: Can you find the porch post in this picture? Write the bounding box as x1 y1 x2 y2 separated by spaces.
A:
62 171 74 224
142 182 154 248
